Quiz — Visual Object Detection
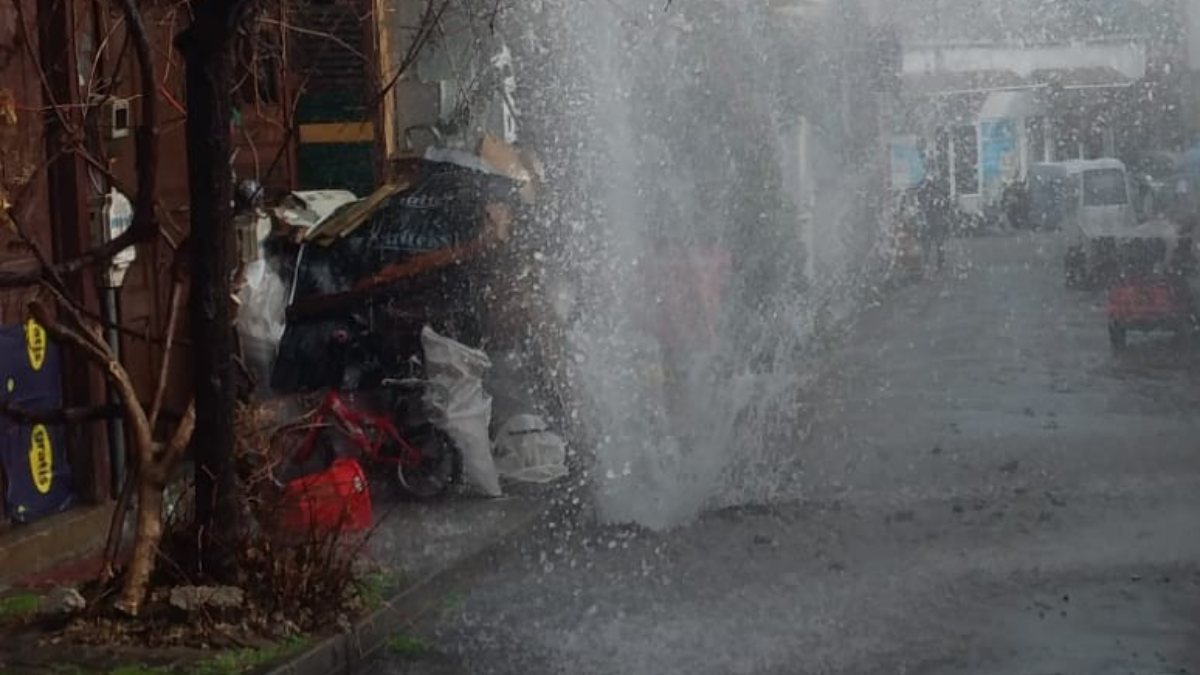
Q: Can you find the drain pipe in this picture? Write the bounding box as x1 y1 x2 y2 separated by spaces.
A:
98 187 133 494
102 285 127 491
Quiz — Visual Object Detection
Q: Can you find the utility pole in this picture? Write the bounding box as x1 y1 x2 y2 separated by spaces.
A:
177 0 249 577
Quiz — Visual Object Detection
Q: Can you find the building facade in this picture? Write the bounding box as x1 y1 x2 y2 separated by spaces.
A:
0 0 296 544
888 1 1184 213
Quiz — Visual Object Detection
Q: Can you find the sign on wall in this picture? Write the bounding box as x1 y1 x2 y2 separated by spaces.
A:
0 320 73 523
889 135 926 191
980 119 1019 200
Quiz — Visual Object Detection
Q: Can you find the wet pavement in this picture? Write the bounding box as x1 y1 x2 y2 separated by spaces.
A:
372 233 1200 674
368 495 544 582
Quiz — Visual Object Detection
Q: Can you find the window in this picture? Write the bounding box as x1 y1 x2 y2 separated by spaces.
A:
1082 169 1128 206
1083 125 1109 160
1026 117 1046 163
1055 120 1082 160
953 124 978 195
929 127 951 187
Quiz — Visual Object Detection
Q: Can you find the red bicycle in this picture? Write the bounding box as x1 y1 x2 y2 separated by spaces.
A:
278 383 461 501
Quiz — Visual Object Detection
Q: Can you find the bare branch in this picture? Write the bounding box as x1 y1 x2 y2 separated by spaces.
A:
29 300 112 377
374 0 453 108
0 401 120 425
113 0 160 253
248 0 371 199
76 149 185 247
149 279 186 429
82 13 127 110
29 300 153 465
158 400 196 473
0 0 162 290
99 470 136 583
259 17 367 62
40 281 112 356
0 193 162 288
11 0 77 138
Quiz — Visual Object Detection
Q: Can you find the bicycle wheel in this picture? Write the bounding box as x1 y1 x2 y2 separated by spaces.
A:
394 425 461 500
272 420 341 483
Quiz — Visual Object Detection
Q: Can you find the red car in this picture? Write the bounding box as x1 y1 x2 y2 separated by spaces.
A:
1106 276 1194 349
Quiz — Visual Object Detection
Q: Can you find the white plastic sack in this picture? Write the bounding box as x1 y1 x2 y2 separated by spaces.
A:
236 261 288 394
273 190 358 230
421 326 501 497
493 415 567 484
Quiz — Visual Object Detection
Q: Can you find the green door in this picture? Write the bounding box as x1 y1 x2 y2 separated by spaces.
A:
290 1 377 196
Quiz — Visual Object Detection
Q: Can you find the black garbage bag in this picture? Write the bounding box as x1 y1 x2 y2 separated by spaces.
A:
271 160 515 393
291 161 517 299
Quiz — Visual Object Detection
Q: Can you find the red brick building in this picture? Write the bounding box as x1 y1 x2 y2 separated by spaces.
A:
0 0 304 578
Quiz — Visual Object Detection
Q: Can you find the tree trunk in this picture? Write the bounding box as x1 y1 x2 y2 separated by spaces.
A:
179 1 243 577
115 478 164 615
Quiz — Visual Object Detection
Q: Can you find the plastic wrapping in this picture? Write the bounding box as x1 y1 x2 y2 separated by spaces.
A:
493 414 567 484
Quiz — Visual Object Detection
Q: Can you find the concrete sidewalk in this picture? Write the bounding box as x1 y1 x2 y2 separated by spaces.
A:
0 491 547 675
367 495 545 581
0 505 114 591
268 491 547 675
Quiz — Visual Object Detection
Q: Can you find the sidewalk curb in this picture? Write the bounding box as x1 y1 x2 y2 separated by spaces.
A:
266 501 544 675
0 504 115 589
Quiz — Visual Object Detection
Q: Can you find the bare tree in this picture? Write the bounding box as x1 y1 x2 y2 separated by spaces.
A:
0 0 198 616
1 0 461 618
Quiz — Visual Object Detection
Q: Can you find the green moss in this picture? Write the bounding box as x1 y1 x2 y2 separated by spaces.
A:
189 636 310 675
108 666 173 675
356 570 407 611
383 634 431 657
357 572 390 610
0 592 41 620
441 591 468 613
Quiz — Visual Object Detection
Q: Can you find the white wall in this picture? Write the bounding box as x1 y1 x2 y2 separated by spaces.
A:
904 41 1148 80
1186 0 1200 70
1183 0 1200 138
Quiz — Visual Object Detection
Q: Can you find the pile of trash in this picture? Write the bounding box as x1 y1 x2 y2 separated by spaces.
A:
233 139 566 503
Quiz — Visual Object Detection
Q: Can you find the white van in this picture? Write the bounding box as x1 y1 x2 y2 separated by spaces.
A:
1030 159 1141 285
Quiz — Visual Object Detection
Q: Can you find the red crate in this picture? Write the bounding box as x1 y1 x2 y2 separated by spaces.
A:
280 458 372 534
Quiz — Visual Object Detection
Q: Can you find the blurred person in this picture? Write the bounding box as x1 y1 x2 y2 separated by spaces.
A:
917 174 951 272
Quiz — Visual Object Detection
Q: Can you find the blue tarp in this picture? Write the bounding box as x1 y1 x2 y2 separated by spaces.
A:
1181 140 1200 180
0 320 73 524
980 119 1018 195
889 137 926 191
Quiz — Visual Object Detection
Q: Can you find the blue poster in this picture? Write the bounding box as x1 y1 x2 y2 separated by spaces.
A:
0 320 74 524
889 136 926 191
980 119 1017 193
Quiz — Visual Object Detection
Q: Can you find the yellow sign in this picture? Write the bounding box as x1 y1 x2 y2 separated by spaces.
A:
24 317 45 371
298 122 375 145
29 424 52 495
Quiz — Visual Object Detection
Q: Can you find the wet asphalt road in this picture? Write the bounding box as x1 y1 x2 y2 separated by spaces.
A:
375 233 1200 674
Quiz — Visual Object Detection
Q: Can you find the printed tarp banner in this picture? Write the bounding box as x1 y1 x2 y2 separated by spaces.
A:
0 319 74 523
980 119 1019 201
889 135 926 192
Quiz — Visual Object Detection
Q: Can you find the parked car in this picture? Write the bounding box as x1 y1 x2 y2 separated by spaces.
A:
1106 237 1197 350
1031 159 1143 287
